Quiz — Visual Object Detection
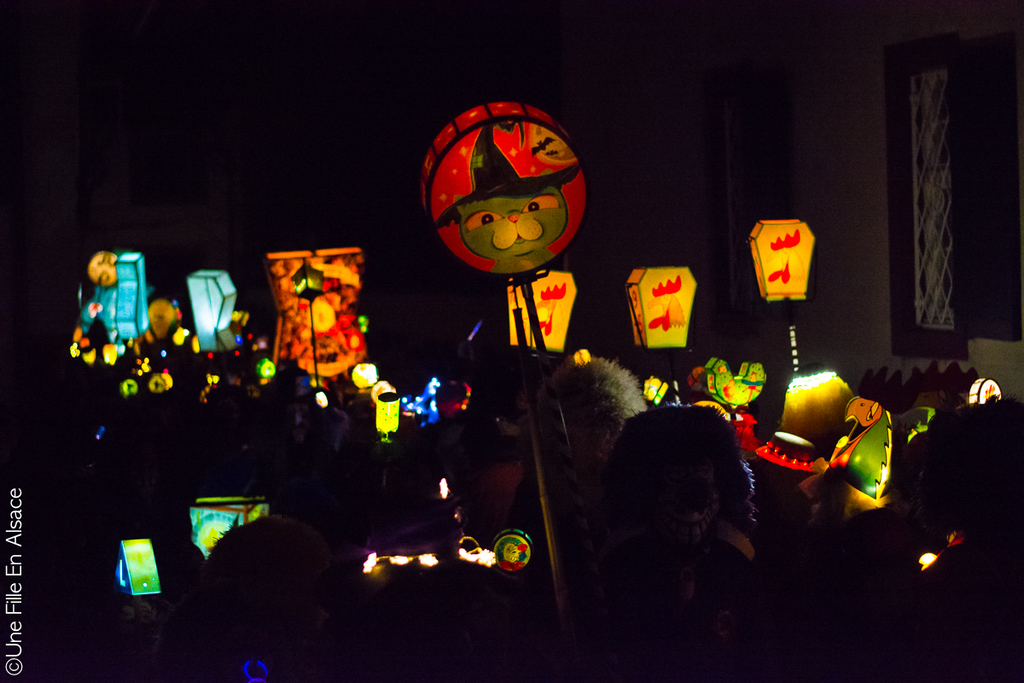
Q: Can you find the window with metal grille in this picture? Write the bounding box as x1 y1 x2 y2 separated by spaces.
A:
910 68 954 331
885 33 1020 359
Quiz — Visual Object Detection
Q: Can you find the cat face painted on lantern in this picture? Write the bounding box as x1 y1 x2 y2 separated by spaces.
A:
456 188 567 273
430 114 585 275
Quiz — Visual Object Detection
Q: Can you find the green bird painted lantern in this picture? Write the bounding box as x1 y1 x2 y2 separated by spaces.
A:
829 397 892 500
701 358 766 409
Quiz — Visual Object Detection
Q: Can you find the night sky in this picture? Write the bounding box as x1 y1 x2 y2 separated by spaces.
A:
81 0 564 297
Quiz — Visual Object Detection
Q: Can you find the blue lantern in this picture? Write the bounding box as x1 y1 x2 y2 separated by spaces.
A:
187 270 239 352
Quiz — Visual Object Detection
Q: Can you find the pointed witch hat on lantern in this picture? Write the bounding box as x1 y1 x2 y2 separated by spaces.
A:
436 122 581 228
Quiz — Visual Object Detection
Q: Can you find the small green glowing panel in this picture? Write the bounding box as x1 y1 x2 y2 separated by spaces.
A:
117 539 161 595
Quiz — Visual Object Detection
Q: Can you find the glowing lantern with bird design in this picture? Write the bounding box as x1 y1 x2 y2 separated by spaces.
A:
749 220 815 301
698 358 766 409
625 267 697 348
422 104 586 275
508 271 577 353
829 397 893 501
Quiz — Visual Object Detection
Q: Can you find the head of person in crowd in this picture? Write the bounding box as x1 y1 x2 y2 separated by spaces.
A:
604 404 756 552
155 581 278 683
919 397 1024 547
544 354 647 467
201 515 332 636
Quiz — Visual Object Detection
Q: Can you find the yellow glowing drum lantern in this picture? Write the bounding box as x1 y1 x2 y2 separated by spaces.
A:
422 104 586 275
376 391 400 440
508 271 577 353
625 267 697 348
749 220 815 301
968 378 1001 405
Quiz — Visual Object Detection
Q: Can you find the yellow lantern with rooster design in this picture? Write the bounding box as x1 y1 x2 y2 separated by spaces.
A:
508 271 577 353
625 267 697 348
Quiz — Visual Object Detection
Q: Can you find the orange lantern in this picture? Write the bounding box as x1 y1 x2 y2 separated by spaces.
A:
422 104 586 274
508 271 576 353
749 220 815 301
625 267 697 348
264 249 366 381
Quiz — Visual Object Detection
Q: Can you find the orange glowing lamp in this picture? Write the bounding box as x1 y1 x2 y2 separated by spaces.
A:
968 378 1001 405
625 267 697 348
749 220 815 301
508 271 577 353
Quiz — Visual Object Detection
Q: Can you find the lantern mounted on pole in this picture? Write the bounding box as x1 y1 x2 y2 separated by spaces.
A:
625 266 697 400
508 270 577 354
422 104 598 649
292 264 324 387
749 220 816 374
422 103 586 275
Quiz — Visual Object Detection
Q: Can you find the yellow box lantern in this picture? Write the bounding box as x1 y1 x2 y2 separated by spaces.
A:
749 220 815 301
508 271 577 354
625 267 697 348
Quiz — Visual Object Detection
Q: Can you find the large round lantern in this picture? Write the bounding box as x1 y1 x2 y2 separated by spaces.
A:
421 103 586 274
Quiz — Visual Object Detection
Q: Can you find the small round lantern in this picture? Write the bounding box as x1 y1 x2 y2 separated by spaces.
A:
352 363 379 389
256 358 276 381
371 381 396 404
422 103 586 274
120 379 139 398
968 378 1001 405
493 529 533 572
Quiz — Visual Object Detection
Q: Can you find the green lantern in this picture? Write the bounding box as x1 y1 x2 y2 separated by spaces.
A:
256 358 276 381
829 397 892 500
115 539 161 595
120 379 139 398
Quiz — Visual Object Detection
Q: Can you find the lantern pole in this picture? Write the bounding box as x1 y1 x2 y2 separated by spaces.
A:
787 300 799 375
664 350 681 402
308 302 320 388
511 272 575 647
515 273 622 682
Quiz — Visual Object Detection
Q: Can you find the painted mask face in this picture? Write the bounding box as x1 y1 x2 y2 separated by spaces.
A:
457 188 567 274
654 461 720 549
